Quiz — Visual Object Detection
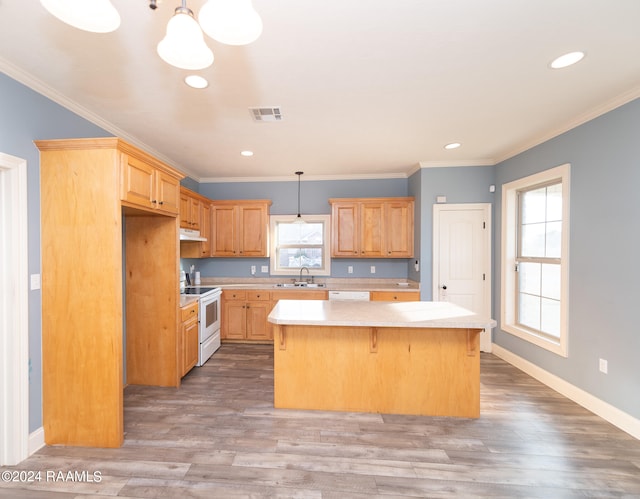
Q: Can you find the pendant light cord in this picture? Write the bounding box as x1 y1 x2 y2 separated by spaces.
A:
295 171 303 218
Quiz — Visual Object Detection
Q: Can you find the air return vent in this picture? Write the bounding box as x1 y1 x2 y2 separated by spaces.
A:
249 107 283 122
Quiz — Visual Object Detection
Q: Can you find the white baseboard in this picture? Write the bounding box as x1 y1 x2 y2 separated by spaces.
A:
492 345 640 440
28 427 45 456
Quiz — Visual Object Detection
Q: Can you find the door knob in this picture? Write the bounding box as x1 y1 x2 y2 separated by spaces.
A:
441 285 447 290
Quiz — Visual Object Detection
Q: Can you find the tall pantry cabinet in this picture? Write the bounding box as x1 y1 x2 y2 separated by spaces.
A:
36 138 184 448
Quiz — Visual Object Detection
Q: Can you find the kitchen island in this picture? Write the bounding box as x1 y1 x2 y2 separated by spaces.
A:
268 300 496 418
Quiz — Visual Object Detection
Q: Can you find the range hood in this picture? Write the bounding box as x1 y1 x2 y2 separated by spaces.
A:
179 228 207 242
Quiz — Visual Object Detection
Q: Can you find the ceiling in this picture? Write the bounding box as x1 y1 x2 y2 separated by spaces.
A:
1 1 639 182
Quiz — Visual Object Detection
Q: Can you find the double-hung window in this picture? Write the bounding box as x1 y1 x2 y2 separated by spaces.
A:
501 164 570 356
269 215 331 276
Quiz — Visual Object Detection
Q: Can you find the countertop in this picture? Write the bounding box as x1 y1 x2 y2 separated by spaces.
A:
198 277 420 293
268 300 497 329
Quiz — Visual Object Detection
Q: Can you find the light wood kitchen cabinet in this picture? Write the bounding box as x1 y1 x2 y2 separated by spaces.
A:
211 200 272 257
180 188 201 230
180 302 199 377
180 189 213 258
370 291 420 302
329 197 414 258
36 137 184 449
222 290 272 341
121 152 181 215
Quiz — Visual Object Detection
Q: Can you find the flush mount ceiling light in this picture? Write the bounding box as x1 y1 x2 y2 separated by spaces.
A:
40 0 121 33
444 142 461 150
184 74 209 89
198 0 263 46
240 150 254 157
550 51 585 69
293 171 305 224
157 1 214 70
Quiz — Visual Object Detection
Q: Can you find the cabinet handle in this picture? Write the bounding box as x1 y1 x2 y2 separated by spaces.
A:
152 199 157 204
159 201 164 205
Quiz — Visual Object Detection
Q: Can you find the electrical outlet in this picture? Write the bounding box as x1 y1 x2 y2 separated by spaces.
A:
261 266 269 273
347 266 353 274
599 358 608 374
370 266 376 274
250 265 256 275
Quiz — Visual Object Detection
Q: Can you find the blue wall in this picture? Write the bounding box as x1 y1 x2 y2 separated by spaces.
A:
493 98 640 419
0 73 112 432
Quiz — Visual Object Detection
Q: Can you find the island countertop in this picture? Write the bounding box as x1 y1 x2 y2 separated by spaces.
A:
268 299 496 329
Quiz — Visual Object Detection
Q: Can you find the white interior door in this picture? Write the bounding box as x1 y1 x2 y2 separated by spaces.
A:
433 203 492 352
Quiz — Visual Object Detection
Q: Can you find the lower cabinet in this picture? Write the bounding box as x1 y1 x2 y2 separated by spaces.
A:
370 291 420 302
222 289 329 342
180 302 199 377
222 290 272 341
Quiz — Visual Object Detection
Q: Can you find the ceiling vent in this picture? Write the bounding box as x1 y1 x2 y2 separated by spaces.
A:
250 107 283 122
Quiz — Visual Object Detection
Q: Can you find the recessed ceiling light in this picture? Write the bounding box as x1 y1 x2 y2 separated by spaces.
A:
550 51 585 69
184 75 209 89
240 150 254 157
444 142 461 150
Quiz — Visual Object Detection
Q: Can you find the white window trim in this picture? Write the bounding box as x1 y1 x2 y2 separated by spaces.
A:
501 163 570 357
269 214 331 277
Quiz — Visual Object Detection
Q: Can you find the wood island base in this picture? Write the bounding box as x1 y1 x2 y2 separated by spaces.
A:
273 324 481 418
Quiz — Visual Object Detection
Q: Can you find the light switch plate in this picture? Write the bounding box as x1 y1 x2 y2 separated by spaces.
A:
30 274 41 290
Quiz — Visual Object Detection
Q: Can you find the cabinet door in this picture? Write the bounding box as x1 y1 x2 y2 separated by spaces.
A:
155 170 180 215
200 203 212 257
223 301 247 339
385 200 414 258
211 205 237 256
238 204 268 256
331 202 359 257
121 155 155 209
246 301 271 340
189 197 201 231
180 192 191 229
360 202 384 257
182 316 199 376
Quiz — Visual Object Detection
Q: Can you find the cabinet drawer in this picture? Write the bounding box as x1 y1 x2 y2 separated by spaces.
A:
247 290 270 301
272 290 328 301
370 291 420 302
181 302 198 321
223 290 247 301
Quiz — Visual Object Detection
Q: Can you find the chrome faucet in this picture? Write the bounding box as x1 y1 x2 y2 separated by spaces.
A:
299 266 310 283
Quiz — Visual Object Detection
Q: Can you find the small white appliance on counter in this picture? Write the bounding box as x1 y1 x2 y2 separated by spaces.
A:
181 286 222 366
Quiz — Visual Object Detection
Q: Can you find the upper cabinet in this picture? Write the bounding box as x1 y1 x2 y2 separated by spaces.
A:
180 187 213 258
121 152 181 215
329 197 414 258
180 189 201 230
211 200 272 257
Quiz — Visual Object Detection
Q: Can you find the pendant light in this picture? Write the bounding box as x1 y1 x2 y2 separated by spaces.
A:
198 0 263 46
40 0 120 33
157 1 214 70
294 171 305 224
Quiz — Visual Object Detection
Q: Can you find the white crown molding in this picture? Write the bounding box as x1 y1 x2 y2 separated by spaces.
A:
494 86 640 164
200 172 409 183
418 159 496 168
0 57 202 180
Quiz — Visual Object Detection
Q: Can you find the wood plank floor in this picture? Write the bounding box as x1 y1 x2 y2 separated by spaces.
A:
2 343 640 498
